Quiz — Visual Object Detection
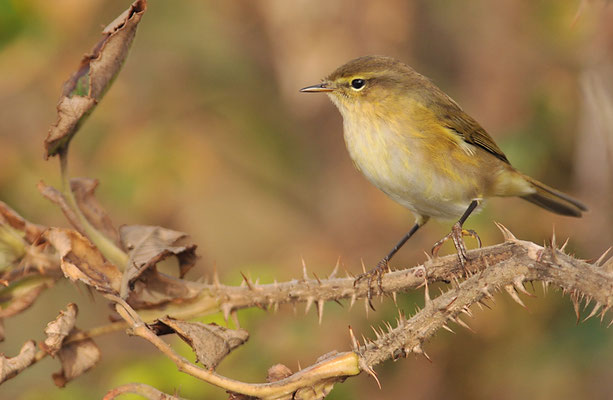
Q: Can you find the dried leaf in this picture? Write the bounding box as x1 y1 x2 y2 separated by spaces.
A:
0 202 45 244
119 225 198 298
157 317 248 370
52 332 100 387
0 279 52 318
44 0 147 158
126 269 201 309
267 364 293 382
41 303 78 356
44 228 121 294
0 340 36 383
70 178 119 244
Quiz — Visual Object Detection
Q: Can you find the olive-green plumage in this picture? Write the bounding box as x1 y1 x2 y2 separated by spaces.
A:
301 56 587 223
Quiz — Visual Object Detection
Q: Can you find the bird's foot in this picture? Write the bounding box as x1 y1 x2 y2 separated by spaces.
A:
431 222 482 269
354 257 390 311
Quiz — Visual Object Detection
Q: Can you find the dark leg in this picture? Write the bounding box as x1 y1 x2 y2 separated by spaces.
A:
431 200 482 268
355 218 428 309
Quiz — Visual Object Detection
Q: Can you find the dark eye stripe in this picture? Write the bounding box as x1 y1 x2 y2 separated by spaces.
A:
351 79 365 89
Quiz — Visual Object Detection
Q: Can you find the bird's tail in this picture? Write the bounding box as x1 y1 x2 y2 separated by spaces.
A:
520 174 587 217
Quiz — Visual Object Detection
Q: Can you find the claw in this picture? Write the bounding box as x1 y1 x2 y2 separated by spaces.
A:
354 258 389 311
431 222 481 269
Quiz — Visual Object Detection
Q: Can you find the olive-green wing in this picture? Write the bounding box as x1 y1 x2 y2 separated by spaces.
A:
437 98 510 164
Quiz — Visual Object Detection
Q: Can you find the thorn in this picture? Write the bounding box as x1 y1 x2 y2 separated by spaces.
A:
361 334 368 348
504 284 527 309
305 297 314 314
595 247 612 267
370 325 381 339
364 298 369 317
513 276 536 297
230 310 240 328
541 281 549 294
583 302 602 322
212 263 220 288
571 291 580 324
273 302 279 313
312 272 322 285
350 294 357 309
583 296 592 311
550 226 557 249
608 318 613 328
221 303 232 322
453 316 475 333
478 299 492 310
316 299 324 325
560 237 570 252
422 250 432 261
391 291 398 306
442 324 455 334
240 272 255 291
361 259 367 274
301 257 308 281
363 364 381 389
348 325 359 351
424 279 432 308
330 257 340 278
494 222 516 241
333 299 343 308
297 360 302 371
461 306 473 318
600 305 610 322
411 344 432 362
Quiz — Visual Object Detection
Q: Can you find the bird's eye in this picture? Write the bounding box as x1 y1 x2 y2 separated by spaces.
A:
350 79 366 90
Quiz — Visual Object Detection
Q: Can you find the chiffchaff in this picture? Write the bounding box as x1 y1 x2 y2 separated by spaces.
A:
301 55 586 296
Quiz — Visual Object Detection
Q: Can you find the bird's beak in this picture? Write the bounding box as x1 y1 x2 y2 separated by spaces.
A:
300 83 334 93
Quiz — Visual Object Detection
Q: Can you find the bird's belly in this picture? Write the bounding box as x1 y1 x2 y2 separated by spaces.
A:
344 122 482 220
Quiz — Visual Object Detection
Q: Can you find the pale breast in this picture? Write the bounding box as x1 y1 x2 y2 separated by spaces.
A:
341 112 484 220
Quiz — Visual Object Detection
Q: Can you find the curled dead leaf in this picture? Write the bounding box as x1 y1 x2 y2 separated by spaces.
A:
41 303 78 356
267 364 293 383
0 340 36 384
119 225 198 298
44 228 121 294
126 269 201 309
0 279 53 319
44 0 147 158
155 317 248 370
0 202 45 244
52 332 100 387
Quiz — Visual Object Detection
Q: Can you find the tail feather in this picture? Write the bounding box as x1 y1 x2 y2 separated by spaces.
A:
520 175 587 217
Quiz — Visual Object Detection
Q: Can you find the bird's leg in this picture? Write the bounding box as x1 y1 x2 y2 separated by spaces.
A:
431 200 481 269
354 219 426 310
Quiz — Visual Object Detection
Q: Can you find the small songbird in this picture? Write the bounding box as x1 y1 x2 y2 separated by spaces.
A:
301 55 586 293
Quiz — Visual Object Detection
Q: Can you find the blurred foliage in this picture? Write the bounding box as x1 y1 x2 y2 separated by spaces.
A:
1 0 612 399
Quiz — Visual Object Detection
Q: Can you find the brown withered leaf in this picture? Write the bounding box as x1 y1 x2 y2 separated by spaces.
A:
119 225 197 298
156 318 248 370
51 332 100 387
267 364 293 383
44 0 147 158
0 202 45 244
0 279 52 319
0 340 36 384
126 269 201 309
70 178 119 244
41 303 78 356
44 228 121 294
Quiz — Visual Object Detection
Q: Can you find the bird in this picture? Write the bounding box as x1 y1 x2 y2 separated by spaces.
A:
300 55 587 299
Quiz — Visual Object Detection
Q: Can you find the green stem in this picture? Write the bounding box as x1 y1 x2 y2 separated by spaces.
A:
59 151 129 270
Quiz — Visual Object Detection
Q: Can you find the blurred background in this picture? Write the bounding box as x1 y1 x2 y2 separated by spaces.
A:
1 0 613 399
